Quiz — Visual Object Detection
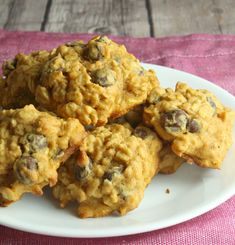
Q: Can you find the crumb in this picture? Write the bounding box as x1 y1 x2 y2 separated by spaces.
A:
165 188 170 194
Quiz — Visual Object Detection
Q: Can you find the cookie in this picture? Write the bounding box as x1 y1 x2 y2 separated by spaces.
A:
1 37 158 126
110 105 184 174
144 82 235 169
111 105 185 174
0 50 51 109
0 105 86 206
32 36 158 126
108 105 144 127
158 143 184 174
52 124 162 218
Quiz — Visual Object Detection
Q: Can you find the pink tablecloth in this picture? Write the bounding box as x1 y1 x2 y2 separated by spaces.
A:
0 30 235 244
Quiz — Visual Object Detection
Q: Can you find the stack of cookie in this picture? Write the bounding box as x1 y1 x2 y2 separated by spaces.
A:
0 36 234 218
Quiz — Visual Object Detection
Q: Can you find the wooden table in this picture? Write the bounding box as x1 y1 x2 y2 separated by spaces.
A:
0 0 235 37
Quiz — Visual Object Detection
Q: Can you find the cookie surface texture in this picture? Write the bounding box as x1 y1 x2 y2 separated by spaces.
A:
0 105 86 206
144 82 235 168
53 124 162 218
34 36 158 126
0 51 50 109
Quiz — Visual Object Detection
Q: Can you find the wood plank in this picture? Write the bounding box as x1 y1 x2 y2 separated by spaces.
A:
1 0 234 37
149 0 233 37
44 0 150 37
212 0 235 34
0 0 14 27
3 0 47 31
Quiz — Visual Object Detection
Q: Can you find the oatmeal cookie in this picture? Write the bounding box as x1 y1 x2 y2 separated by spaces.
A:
111 105 184 174
109 105 144 128
111 105 185 174
52 124 162 218
144 82 235 169
0 50 51 109
158 143 184 174
0 105 86 206
33 36 158 126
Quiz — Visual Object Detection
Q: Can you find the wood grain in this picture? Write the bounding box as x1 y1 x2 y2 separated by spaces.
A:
150 0 235 37
3 0 47 31
212 0 235 34
1 0 235 37
44 0 150 36
0 0 14 27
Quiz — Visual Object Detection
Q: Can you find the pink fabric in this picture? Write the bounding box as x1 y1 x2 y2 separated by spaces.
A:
0 29 235 244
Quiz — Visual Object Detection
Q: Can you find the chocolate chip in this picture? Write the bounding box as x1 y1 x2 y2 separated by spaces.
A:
147 89 161 104
161 109 188 133
124 106 143 128
91 68 116 87
207 97 217 115
74 158 92 181
85 43 103 61
84 125 95 131
103 166 123 182
20 133 47 153
2 58 17 76
14 156 38 184
84 36 109 61
187 119 200 133
138 67 145 76
133 126 149 139
109 116 126 124
103 172 113 181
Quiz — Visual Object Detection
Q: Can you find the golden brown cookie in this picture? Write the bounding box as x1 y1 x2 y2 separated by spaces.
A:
158 143 185 174
0 50 51 109
33 36 158 126
111 104 185 174
144 82 235 169
0 105 86 206
108 105 144 127
52 124 162 218
0 37 158 126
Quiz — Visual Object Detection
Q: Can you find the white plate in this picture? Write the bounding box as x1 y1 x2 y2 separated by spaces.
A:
0 63 235 238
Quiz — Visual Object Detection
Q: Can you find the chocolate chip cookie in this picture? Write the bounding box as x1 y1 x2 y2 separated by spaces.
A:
34 36 158 126
144 82 235 169
158 143 185 174
0 105 86 206
0 50 51 109
52 123 162 218
110 104 185 174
